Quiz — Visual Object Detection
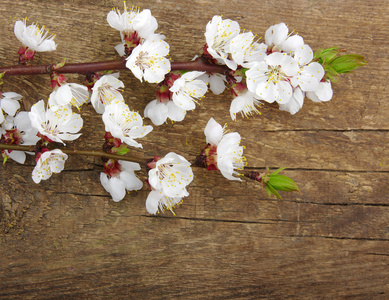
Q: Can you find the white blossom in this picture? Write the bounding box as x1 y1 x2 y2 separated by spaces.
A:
0 92 22 124
14 19 56 52
204 118 245 181
32 149 68 183
290 44 325 92
230 32 267 68
144 99 186 126
205 15 240 70
170 71 207 111
107 4 158 55
14 111 40 145
197 73 226 95
0 112 40 164
306 80 333 102
100 161 143 202
126 35 171 83
264 23 303 54
48 83 89 110
246 52 299 104
145 188 186 215
90 74 125 114
230 90 262 121
102 102 153 148
148 152 194 198
2 149 26 165
204 117 225 145
29 100 83 144
279 87 305 115
217 132 245 181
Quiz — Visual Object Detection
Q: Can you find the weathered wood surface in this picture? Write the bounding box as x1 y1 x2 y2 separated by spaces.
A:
0 0 388 298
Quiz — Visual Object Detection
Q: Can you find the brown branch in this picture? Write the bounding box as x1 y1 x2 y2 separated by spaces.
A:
0 143 146 164
0 58 228 76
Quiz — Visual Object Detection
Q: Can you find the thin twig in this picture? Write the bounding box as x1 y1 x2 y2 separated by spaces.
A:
0 58 228 76
0 143 146 164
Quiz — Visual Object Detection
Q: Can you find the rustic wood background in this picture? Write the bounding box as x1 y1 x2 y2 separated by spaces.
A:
0 0 388 298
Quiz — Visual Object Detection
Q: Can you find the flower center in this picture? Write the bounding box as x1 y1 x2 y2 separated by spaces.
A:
99 84 119 105
212 29 231 52
157 163 174 181
136 51 161 70
44 120 60 136
266 65 285 83
119 109 139 132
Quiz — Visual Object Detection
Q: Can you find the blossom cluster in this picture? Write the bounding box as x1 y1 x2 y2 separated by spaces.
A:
107 4 170 83
204 18 332 117
114 13 339 126
0 3 365 215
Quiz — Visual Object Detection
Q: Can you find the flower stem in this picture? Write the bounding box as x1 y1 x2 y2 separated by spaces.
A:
0 143 145 164
0 57 228 77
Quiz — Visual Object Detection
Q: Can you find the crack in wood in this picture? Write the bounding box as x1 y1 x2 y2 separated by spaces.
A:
288 235 389 242
141 214 275 225
244 167 389 173
348 251 389 256
280 199 389 207
260 129 389 132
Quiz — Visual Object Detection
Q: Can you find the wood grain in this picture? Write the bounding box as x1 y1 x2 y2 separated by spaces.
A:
0 0 388 298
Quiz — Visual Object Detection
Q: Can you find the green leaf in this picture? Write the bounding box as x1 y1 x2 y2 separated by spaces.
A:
52 58 67 70
330 54 367 74
314 47 366 82
111 144 130 155
116 147 129 155
324 66 340 82
3 155 8 165
262 168 301 199
233 68 247 78
270 167 286 176
265 184 282 199
268 175 300 192
314 47 341 64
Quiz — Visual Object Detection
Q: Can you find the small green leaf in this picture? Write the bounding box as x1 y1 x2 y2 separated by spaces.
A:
268 175 300 192
262 168 301 199
324 66 340 82
117 148 129 155
270 167 286 176
238 68 249 78
112 144 130 155
314 47 366 82
265 184 282 199
330 54 367 74
314 47 341 64
3 155 8 165
52 58 67 70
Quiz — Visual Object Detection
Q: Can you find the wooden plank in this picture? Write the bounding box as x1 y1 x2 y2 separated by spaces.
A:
0 0 387 130
1 223 388 298
0 0 388 298
1 167 388 239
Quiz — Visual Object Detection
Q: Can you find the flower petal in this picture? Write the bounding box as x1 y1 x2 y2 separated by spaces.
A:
145 190 162 214
204 117 223 145
7 150 26 164
166 101 186 122
144 99 169 126
1 98 20 116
